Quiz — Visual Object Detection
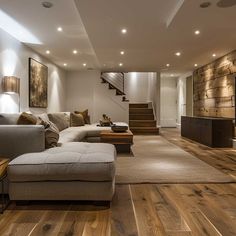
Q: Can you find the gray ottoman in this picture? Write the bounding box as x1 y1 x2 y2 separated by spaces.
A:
8 142 116 201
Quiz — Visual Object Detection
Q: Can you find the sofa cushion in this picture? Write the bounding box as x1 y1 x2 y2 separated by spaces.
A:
48 112 70 131
0 113 20 125
8 142 116 182
58 128 87 143
70 113 85 127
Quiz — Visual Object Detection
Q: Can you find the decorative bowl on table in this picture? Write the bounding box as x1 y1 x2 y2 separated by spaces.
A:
111 124 128 132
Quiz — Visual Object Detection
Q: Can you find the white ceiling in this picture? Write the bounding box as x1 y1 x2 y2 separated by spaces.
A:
0 0 236 76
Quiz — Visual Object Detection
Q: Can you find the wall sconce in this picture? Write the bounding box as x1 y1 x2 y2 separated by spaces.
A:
2 76 20 111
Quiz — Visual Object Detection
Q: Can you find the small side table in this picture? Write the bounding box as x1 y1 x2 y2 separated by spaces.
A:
0 158 10 214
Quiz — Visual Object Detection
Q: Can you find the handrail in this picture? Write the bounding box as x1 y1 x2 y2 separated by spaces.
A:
101 72 125 94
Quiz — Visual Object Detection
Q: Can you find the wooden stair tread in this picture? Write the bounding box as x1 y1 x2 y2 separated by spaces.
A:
129 120 155 122
129 108 153 114
130 127 158 129
129 103 149 108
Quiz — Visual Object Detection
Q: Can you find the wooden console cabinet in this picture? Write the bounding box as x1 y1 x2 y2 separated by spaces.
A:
181 116 234 147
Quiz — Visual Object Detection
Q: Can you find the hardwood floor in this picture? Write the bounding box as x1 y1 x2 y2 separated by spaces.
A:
161 128 236 178
0 128 236 236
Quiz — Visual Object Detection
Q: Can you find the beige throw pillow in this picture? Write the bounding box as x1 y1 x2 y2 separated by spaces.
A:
48 112 70 131
70 113 85 127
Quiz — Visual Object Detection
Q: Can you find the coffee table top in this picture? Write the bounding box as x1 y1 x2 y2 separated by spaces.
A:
100 130 133 137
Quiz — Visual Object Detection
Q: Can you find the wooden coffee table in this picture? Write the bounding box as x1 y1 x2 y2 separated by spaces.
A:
0 158 10 213
100 130 133 153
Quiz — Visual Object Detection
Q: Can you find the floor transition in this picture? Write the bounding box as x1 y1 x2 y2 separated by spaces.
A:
0 128 236 236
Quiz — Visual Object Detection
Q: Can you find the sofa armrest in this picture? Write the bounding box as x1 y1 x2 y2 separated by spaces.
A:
0 125 45 160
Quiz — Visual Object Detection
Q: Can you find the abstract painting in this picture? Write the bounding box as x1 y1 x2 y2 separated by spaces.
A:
29 58 48 108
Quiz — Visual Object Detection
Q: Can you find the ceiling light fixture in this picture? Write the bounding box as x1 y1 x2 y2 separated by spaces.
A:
73 50 77 54
42 1 53 8
119 63 123 66
57 27 63 32
194 64 198 67
46 50 50 54
171 74 174 77
217 0 236 8
212 53 216 57
63 63 67 66
195 30 200 35
175 52 181 56
120 51 125 55
83 63 87 67
166 64 170 67
121 28 127 34
200 2 211 8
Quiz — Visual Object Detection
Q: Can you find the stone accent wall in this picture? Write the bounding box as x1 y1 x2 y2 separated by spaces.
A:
193 50 236 118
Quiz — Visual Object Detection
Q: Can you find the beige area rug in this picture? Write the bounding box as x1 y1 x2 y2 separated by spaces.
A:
116 135 235 184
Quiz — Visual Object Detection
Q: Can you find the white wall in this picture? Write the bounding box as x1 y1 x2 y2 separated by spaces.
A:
176 72 192 126
66 70 129 123
0 28 66 114
124 72 149 103
160 77 177 127
125 72 156 103
124 72 160 121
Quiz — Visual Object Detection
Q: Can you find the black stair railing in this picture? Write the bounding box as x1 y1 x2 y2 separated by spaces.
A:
101 72 125 95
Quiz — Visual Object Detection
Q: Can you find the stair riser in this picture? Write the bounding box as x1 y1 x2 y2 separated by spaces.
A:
129 121 156 127
129 114 154 120
129 104 148 108
129 109 153 114
130 129 159 135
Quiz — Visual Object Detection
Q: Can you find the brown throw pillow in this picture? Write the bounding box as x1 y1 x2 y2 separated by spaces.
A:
70 113 85 127
39 118 59 149
17 112 38 125
74 109 90 124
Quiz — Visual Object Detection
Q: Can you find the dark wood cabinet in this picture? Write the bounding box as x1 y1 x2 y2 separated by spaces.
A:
181 116 234 147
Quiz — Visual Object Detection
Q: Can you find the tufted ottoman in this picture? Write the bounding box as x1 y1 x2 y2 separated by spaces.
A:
8 142 116 201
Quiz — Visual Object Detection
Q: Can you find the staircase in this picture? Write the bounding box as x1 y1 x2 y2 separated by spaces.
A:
129 103 159 135
101 72 129 102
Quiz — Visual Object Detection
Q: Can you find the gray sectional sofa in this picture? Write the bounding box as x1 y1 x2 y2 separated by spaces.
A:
0 112 124 201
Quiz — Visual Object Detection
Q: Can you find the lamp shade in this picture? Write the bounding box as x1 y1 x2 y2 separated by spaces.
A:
2 76 20 94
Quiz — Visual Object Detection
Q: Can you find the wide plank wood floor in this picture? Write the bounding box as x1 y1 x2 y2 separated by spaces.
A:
0 128 236 236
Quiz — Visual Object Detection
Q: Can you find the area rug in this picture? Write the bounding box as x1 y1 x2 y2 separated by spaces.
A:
115 135 235 184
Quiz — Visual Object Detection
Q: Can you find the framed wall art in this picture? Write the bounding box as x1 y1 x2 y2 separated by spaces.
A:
29 58 48 108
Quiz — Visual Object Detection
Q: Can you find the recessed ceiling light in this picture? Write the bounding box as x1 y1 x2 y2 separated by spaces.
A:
194 30 200 35
200 2 211 8
217 0 236 8
46 50 50 54
166 63 170 67
63 63 67 66
120 51 125 55
119 63 123 66
121 28 127 34
57 27 63 32
83 63 87 67
175 52 181 56
42 1 53 8
171 74 174 77
212 53 216 57
73 50 77 54
194 64 198 67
